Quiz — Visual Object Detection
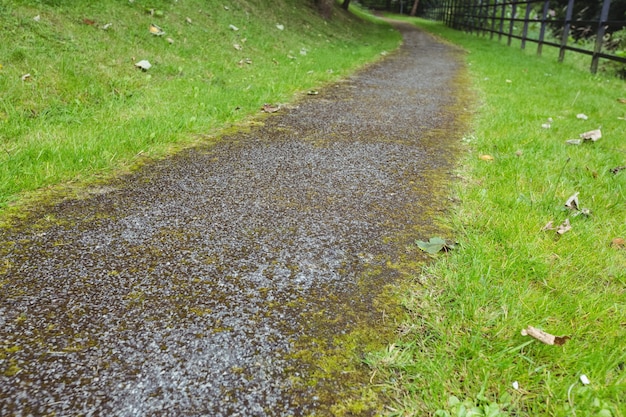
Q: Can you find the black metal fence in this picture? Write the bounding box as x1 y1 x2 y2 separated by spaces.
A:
421 0 626 74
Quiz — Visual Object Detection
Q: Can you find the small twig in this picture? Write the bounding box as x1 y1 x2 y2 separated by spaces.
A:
572 90 581 106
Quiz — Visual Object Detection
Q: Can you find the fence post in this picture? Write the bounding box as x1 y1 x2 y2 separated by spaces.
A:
591 0 612 73
489 0 498 39
559 0 575 62
498 0 506 41
521 2 533 50
537 0 550 56
507 2 517 46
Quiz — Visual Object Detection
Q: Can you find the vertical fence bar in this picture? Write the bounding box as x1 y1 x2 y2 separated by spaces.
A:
537 0 550 56
521 1 533 50
591 0 612 73
479 0 487 36
559 0 575 62
507 2 517 46
490 0 498 39
466 0 473 33
498 0 506 41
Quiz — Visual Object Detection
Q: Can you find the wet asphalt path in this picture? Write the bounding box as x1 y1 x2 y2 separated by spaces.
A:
0 22 466 416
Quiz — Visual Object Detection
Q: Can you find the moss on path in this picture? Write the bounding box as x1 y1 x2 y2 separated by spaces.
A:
0 22 469 416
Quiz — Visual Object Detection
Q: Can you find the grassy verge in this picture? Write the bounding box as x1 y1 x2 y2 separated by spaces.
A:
0 0 400 213
370 18 626 417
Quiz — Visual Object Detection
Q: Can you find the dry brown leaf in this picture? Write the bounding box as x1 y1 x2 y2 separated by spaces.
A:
618 98 626 104
135 60 151 71
611 237 625 248
21 73 31 81
580 128 601 142
262 103 280 113
479 154 494 161
521 326 570 345
557 218 571 235
565 192 579 211
541 220 555 231
149 23 165 36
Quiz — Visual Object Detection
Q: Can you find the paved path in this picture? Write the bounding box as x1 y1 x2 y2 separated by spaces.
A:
0 22 466 416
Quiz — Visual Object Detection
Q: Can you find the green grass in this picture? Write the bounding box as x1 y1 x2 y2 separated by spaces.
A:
369 17 626 417
0 0 400 211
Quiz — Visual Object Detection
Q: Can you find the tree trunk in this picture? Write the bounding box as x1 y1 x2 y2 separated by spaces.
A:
341 0 351 10
409 0 419 16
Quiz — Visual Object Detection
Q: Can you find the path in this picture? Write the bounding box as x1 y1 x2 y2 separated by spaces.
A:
0 22 467 416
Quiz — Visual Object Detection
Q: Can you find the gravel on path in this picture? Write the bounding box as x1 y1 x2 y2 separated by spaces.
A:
0 22 468 416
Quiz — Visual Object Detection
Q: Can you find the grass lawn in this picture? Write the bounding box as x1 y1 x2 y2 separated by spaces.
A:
0 0 400 216
370 17 626 417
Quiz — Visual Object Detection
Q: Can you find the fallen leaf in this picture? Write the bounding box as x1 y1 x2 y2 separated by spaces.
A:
618 98 626 104
276 24 284 30
512 381 519 390
576 113 588 120
21 73 31 81
307 90 319 95
505 79 512 83
149 24 165 36
233 43 242 50
300 48 308 56
262 103 280 113
237 58 252 66
565 192 579 211
580 374 590 385
229 24 239 31
557 218 571 235
479 154 494 161
515 150 523 156
166 37 174 44
33 15 41 22
611 237 625 248
521 325 570 345
541 220 555 231
580 128 601 141
186 17 192 24
541 123 551 129
83 18 97 26
610 166 625 174
565 139 582 145
415 237 456 254
573 207 591 217
135 60 151 71
101 23 112 30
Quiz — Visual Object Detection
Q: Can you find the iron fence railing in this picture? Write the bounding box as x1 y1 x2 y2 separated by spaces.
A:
421 0 626 74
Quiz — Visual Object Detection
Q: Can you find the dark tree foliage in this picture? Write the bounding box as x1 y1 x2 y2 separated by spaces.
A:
551 0 626 37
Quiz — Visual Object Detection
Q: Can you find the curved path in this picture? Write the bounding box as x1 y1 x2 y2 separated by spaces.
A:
0 22 467 416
